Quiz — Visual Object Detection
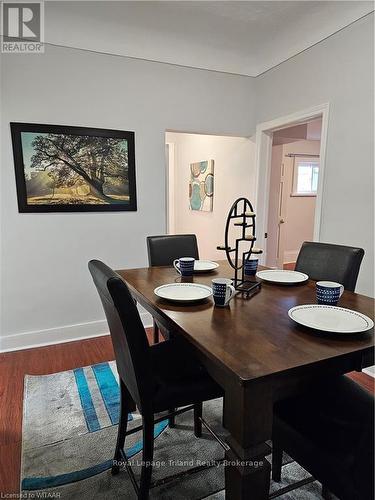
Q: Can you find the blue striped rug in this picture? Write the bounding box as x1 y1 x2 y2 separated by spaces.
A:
21 362 326 499
73 362 132 432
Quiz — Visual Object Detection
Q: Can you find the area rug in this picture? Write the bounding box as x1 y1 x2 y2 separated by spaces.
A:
21 361 326 499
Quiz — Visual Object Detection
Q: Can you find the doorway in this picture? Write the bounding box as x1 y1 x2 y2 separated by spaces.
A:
266 118 322 269
165 131 255 261
254 103 329 268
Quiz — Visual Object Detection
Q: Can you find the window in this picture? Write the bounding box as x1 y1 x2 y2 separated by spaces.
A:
292 158 319 196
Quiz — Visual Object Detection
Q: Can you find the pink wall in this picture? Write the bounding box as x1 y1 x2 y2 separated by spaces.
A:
283 140 320 263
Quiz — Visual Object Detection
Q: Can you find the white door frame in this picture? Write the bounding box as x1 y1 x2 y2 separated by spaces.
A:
165 141 175 234
254 103 330 264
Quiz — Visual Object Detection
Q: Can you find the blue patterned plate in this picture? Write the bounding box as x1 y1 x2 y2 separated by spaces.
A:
288 304 374 333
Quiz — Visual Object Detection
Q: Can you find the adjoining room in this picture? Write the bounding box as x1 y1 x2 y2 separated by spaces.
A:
166 131 256 261
266 117 322 270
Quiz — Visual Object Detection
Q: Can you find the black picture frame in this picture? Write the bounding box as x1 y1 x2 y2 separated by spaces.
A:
10 123 137 213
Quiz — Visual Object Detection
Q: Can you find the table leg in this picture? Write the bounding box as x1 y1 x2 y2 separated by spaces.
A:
223 381 273 500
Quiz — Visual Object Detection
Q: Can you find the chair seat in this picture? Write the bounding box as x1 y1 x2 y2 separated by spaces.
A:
150 338 223 412
275 378 369 453
274 376 374 500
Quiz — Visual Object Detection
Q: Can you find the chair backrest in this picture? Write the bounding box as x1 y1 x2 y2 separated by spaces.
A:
147 234 199 267
295 241 364 292
88 260 152 412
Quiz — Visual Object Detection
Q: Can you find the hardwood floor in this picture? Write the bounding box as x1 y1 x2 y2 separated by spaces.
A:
0 331 373 495
283 262 296 270
0 331 152 494
347 370 375 393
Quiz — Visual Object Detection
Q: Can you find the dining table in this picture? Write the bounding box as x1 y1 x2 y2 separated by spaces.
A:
116 261 374 500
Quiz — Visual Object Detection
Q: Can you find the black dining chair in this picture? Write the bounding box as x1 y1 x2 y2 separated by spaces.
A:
147 234 200 343
295 241 364 292
272 375 374 500
88 260 223 500
147 234 199 267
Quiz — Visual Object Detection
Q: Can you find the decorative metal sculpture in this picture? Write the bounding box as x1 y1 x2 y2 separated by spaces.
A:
217 197 262 298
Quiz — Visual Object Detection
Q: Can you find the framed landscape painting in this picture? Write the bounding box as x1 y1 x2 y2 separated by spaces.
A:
10 123 137 212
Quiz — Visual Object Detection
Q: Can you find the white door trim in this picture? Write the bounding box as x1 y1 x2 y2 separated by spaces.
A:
254 103 330 264
165 141 175 234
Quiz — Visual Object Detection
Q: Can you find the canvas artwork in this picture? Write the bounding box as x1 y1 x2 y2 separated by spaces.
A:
189 160 214 211
11 123 137 212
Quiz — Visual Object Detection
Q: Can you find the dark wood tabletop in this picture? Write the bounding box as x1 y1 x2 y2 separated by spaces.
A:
117 260 374 500
117 261 374 385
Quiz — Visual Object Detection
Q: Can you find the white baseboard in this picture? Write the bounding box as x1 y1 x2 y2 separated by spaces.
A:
0 312 153 353
363 366 375 378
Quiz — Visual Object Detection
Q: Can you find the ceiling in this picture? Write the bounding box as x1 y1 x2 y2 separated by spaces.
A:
44 1 374 76
273 119 322 145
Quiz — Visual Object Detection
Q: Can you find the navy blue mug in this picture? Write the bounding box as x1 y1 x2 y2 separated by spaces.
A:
212 278 236 307
316 281 344 306
244 258 258 277
173 257 195 277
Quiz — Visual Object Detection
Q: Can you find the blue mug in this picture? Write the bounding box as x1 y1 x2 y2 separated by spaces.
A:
173 257 195 277
316 281 344 306
212 278 236 307
244 258 258 277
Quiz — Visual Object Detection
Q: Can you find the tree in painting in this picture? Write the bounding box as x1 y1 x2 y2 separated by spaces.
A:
25 133 130 205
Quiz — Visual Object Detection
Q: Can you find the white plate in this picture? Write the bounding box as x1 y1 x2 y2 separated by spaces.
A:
256 269 308 284
154 283 212 303
194 260 219 273
288 304 374 334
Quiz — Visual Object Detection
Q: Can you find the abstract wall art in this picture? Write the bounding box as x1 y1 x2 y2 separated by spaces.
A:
189 159 214 211
11 123 137 212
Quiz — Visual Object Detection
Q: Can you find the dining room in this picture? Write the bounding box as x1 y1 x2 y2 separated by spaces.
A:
0 2 374 500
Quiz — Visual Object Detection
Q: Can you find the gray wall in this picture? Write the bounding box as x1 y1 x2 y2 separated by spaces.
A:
255 13 374 296
0 46 255 348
